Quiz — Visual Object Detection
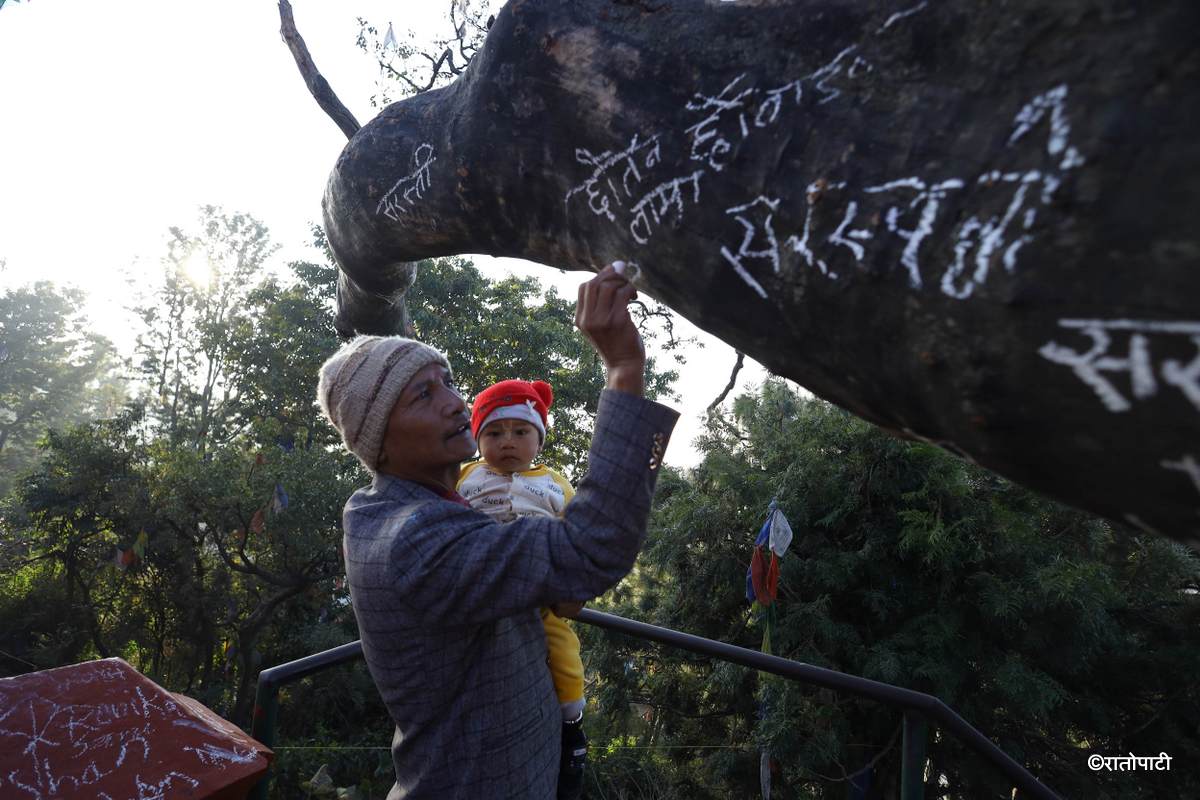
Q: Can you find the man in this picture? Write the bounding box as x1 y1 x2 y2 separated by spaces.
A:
317 263 678 798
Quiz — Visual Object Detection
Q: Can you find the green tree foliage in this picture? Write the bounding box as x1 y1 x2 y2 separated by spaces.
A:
0 282 124 495
0 212 682 795
0 408 151 668
582 381 1200 799
2 221 357 723
133 205 278 452
223 232 343 453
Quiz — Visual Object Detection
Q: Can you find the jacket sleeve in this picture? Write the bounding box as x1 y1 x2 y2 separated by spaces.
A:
345 389 678 625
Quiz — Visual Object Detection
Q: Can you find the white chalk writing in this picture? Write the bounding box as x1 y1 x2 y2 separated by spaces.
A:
1039 320 1200 413
748 83 1083 298
564 134 661 221
1161 454 1200 497
629 171 705 244
1008 85 1086 171
941 170 1045 299
878 2 929 32
568 50 1085 308
135 771 201 800
183 743 258 766
684 75 758 172
807 45 862 105
0 664 263 800
721 196 781 298
864 177 966 289
377 143 436 221
785 180 850 280
683 45 869 174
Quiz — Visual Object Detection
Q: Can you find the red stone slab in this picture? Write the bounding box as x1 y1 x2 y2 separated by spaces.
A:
0 657 272 799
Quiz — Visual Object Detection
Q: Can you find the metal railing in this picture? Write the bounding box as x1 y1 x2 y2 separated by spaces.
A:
250 608 1061 800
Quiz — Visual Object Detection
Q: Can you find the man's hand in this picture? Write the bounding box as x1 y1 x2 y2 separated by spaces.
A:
575 261 646 396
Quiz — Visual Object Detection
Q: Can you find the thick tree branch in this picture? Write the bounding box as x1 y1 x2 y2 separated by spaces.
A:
278 0 361 140
322 0 1200 542
708 351 746 412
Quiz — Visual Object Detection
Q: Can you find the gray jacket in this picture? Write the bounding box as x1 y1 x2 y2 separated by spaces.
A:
344 389 678 799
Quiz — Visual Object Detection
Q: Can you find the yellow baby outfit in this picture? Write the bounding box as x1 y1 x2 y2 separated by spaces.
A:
458 460 585 719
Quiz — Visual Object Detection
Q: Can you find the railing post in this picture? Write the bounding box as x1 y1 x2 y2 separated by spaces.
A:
248 675 280 800
901 711 928 800
245 640 364 800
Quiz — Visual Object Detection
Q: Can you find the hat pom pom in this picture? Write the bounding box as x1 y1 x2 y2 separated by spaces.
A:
532 380 553 409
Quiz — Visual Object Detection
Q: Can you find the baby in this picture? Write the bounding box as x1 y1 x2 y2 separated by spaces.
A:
456 378 588 798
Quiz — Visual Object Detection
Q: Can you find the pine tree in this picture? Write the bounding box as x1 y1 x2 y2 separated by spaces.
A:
583 381 1200 799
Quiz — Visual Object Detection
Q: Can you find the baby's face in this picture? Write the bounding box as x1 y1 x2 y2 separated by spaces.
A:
478 418 541 474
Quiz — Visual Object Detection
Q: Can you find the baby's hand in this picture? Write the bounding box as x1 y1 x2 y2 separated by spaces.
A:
551 601 585 619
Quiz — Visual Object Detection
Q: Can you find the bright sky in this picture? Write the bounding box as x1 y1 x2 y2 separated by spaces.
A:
0 0 768 467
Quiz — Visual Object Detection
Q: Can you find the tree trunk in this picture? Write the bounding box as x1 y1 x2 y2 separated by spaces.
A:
73 571 111 659
228 584 306 727
321 0 1200 546
230 637 260 728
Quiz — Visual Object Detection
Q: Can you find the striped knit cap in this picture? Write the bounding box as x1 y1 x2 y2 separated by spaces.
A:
316 335 451 472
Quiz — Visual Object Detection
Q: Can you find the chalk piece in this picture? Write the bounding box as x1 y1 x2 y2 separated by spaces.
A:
612 260 627 274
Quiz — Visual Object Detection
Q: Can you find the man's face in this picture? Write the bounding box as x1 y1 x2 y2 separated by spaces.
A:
378 363 476 478
478 418 541 474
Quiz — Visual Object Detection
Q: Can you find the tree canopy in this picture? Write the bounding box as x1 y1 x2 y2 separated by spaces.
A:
0 282 124 496
0 208 683 796
581 380 1200 799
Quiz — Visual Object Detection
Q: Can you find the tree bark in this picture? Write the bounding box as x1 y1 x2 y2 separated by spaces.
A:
709 351 746 412
320 0 1200 546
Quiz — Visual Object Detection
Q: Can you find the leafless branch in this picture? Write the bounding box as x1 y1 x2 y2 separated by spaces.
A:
1 549 63 572
203 512 291 588
278 0 361 140
630 299 684 350
381 60 431 96
797 722 902 783
360 0 495 105
708 351 746 412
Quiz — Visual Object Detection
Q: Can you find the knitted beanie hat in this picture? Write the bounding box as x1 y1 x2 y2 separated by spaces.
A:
317 335 451 472
471 379 554 442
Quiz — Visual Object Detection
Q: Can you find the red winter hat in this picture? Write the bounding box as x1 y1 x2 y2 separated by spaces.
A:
471 380 554 441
